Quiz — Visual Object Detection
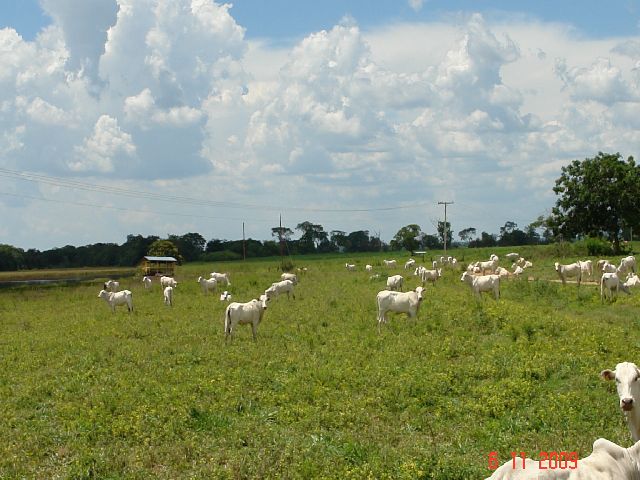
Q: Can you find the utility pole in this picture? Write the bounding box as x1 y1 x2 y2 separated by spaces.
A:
242 222 246 261
438 201 454 255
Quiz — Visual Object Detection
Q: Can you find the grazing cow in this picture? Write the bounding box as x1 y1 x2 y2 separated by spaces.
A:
197 276 217 294
345 263 356 271
376 286 425 333
383 259 397 268
386 274 404 291
485 437 640 479
210 272 231 286
554 262 582 285
578 259 593 279
224 294 269 342
460 272 500 300
404 258 416 269
602 261 618 274
365 264 373 272
142 276 152 290
512 265 524 277
265 279 295 300
522 260 533 269
160 276 178 288
495 267 509 278
281 273 298 285
619 255 637 275
601 362 640 442
104 280 120 292
163 286 173 306
601 272 631 302
504 252 520 262
98 289 133 313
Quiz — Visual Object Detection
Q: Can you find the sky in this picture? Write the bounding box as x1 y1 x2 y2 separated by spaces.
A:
1 1 640 250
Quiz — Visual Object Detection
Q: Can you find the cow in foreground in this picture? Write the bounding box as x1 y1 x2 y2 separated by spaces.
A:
485 437 640 479
601 362 640 442
224 294 269 342
554 262 582 285
376 286 425 333
460 272 500 300
98 289 133 313
601 272 631 302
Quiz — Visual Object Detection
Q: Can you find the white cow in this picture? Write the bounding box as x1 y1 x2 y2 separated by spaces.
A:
404 258 416 269
210 272 231 286
625 273 640 288
554 262 582 285
601 362 640 442
104 280 120 292
365 264 373 272
522 260 533 269
495 267 509 278
478 258 498 275
345 263 356 271
383 259 397 268
163 286 173 306
504 252 520 262
460 272 500 300
600 272 631 302
98 289 133 312
619 255 637 275
265 279 295 300
486 437 640 479
602 261 618 274
512 265 524 277
197 276 217 294
160 276 178 288
142 276 152 289
376 286 425 333
224 294 269 342
220 291 232 301
281 273 298 285
386 274 404 291
432 261 438 269
415 267 441 285
578 259 593 278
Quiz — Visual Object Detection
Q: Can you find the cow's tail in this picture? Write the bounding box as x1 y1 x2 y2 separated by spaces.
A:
224 307 232 338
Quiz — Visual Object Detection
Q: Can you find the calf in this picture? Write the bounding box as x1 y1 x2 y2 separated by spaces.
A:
142 276 152 289
224 294 269 342
415 267 441 285
554 261 582 285
460 272 500 300
365 264 373 272
386 274 404 291
98 289 133 313
376 286 425 333
601 362 640 442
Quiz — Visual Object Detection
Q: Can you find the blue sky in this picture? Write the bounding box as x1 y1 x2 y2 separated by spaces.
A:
1 1 640 249
4 0 640 42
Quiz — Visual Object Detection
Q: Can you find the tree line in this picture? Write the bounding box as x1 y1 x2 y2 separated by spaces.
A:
0 151 636 271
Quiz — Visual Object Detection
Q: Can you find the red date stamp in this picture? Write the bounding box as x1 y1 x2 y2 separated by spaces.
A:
488 451 578 470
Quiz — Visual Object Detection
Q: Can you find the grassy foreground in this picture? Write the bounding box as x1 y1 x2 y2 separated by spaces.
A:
1 248 639 479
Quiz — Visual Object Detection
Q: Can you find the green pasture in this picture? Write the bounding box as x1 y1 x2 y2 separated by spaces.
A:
1 247 639 479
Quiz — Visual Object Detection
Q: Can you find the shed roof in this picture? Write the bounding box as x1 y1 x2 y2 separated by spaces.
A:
143 256 177 262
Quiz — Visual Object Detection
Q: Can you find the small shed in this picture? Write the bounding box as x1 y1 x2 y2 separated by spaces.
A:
140 256 178 276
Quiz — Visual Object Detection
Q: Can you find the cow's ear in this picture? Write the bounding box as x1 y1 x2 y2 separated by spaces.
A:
601 369 616 381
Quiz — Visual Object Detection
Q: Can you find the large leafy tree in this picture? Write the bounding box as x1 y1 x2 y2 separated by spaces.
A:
458 227 476 242
552 152 640 252
296 221 328 253
437 221 452 247
148 239 182 263
391 224 422 254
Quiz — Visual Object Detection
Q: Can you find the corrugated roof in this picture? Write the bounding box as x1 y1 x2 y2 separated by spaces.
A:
143 256 177 262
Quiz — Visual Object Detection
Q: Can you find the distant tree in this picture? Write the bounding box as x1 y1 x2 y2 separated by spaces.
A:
120 234 159 266
330 230 348 250
346 230 371 252
499 221 517 236
0 244 24 271
421 234 441 249
271 226 294 241
296 221 328 253
469 232 497 248
552 152 640 253
169 232 206 262
148 239 182 263
458 227 477 242
437 221 452 247
391 224 422 254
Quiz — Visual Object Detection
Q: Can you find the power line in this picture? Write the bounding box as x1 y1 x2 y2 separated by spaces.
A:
0 167 435 213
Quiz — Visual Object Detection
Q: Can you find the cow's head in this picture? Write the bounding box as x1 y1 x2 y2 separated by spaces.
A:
259 294 270 310
601 362 640 412
415 286 425 300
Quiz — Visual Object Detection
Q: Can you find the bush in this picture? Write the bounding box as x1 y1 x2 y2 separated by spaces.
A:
580 237 614 256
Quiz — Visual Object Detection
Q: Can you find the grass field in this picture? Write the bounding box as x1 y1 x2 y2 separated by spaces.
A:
1 247 639 479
